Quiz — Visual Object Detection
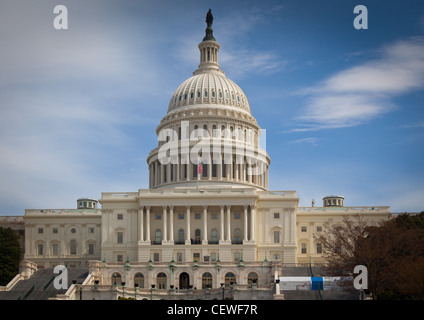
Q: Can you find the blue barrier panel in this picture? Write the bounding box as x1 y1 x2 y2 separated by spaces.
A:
311 277 323 290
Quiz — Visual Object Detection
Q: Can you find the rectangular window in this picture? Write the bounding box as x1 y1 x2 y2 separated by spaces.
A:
38 228 43 234
117 214 123 220
210 253 217 262
155 214 161 220
117 232 123 244
37 244 43 255
301 226 307 232
178 213 184 219
274 231 280 243
193 253 200 261
88 227 95 233
117 255 123 263
195 213 201 220
274 213 280 219
234 213 241 219
52 228 58 234
273 254 280 261
301 243 307 254
211 213 218 220
317 226 322 232
177 253 183 262
52 243 59 256
153 253 160 262
234 252 242 262
316 243 322 254
88 244 94 255
202 163 207 177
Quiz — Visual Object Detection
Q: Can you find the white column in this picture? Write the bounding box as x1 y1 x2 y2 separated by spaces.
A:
202 205 208 244
162 206 167 241
138 206 144 242
243 205 248 242
207 155 212 180
226 205 231 241
219 205 225 242
265 165 269 189
185 205 191 244
176 162 180 182
169 206 174 242
250 205 255 242
146 206 151 243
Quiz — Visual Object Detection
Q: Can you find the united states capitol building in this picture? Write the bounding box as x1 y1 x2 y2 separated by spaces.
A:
5 11 391 300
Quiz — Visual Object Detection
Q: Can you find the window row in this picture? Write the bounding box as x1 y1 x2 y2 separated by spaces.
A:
300 243 323 254
37 227 96 234
111 271 258 289
299 226 323 233
115 228 245 245
36 240 97 256
162 124 258 142
173 90 246 106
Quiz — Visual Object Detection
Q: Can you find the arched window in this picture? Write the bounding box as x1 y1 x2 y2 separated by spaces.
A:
70 240 77 255
248 272 258 288
202 272 213 289
194 125 199 138
112 273 122 286
224 272 236 287
157 272 167 289
212 125 217 138
203 124 208 137
155 229 162 244
134 273 144 288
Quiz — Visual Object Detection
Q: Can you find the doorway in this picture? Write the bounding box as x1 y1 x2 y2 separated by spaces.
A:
179 272 190 289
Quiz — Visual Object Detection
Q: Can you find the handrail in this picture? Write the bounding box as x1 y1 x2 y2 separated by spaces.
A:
18 284 35 300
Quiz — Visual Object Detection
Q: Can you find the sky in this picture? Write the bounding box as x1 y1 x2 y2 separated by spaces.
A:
0 0 423 215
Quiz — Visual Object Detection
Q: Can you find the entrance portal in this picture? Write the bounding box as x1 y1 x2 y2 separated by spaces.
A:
179 272 190 289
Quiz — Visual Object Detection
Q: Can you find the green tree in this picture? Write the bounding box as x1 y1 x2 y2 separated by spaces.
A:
0 227 22 285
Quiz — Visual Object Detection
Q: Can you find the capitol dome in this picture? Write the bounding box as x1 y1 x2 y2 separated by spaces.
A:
146 10 270 191
167 72 252 115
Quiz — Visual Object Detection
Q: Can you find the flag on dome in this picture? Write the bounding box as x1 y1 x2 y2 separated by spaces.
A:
197 161 202 175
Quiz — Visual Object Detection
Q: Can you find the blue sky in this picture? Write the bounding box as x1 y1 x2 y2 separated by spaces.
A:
0 0 423 214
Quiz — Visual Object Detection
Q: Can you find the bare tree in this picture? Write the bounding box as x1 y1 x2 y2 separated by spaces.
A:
314 214 389 299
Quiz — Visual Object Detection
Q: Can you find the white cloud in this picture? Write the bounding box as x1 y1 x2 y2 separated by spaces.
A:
0 1 163 214
288 137 320 146
292 36 424 131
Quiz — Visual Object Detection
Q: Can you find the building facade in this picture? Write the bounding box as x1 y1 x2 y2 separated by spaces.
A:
20 12 390 298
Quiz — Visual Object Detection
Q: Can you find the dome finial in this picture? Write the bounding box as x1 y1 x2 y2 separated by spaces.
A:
203 9 216 41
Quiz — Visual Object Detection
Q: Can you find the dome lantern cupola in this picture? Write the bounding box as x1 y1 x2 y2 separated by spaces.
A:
194 9 224 76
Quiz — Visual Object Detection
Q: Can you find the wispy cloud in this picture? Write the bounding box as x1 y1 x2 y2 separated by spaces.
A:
288 137 320 146
290 36 424 132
